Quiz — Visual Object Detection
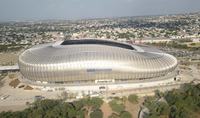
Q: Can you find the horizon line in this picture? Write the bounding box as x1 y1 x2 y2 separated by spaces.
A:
0 11 199 23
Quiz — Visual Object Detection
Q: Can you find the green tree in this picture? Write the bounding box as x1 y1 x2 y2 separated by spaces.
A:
144 83 200 118
128 94 138 104
119 111 132 118
109 100 125 113
90 109 103 118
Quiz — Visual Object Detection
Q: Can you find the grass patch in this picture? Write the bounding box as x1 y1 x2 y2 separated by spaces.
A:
128 94 138 104
109 99 125 113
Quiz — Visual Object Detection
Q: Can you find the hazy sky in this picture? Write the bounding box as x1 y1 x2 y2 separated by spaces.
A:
0 0 200 21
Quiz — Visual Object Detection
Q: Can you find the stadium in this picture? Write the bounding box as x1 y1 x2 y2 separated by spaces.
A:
18 39 178 92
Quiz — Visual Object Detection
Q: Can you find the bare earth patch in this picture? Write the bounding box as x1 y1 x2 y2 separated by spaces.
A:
0 105 28 112
24 85 33 90
125 98 144 118
100 102 113 118
9 79 20 88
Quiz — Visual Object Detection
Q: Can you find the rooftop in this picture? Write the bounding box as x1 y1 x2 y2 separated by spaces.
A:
61 39 135 50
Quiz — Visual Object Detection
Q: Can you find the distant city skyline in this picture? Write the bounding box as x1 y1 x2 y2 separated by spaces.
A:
0 0 200 21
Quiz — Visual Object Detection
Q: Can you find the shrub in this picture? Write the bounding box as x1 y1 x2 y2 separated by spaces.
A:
128 94 138 104
109 100 125 113
90 109 103 118
120 111 132 118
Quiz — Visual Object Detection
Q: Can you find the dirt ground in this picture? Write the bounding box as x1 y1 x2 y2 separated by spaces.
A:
0 73 63 112
100 98 143 118
125 98 144 118
0 105 28 112
100 102 113 118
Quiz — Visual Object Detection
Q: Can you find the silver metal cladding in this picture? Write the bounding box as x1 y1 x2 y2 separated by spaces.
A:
18 39 178 84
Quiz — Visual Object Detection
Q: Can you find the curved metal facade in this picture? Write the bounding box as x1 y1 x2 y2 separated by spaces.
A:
18 39 178 84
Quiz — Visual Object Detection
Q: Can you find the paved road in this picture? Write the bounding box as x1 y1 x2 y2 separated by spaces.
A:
0 65 19 71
